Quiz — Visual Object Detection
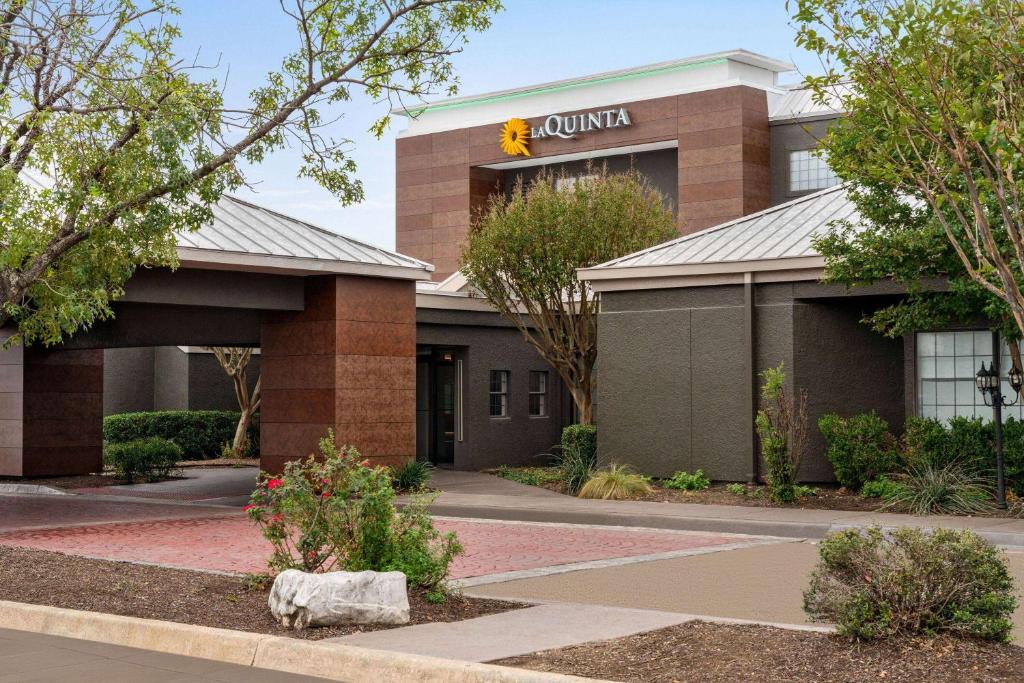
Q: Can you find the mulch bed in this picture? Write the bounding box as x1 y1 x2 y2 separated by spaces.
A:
494 621 1024 682
0 546 521 641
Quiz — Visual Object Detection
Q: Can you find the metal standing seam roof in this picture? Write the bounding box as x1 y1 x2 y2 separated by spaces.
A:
587 184 858 272
177 194 431 275
768 82 851 122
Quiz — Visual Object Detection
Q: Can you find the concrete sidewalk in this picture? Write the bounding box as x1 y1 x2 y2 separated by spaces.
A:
333 604 697 663
421 472 1024 547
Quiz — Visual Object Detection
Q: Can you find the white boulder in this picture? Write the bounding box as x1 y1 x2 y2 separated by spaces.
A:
269 569 410 630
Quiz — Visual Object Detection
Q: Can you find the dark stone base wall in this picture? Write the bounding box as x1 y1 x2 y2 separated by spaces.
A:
260 275 416 473
21 348 103 477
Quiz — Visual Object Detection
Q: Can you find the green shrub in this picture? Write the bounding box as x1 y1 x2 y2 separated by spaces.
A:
578 464 651 500
495 465 563 488
860 476 906 500
946 416 993 472
561 424 597 467
818 412 900 491
886 462 995 515
794 484 819 498
104 437 182 482
247 432 461 594
104 410 258 460
664 469 710 491
1002 417 1024 497
725 482 747 496
391 460 433 492
554 442 594 495
902 416 950 469
804 527 1016 641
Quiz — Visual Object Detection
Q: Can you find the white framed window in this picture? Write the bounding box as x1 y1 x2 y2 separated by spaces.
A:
489 370 509 418
528 371 548 417
916 330 1023 422
788 149 839 193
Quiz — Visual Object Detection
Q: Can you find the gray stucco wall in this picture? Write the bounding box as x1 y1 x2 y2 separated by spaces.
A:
416 309 569 470
104 346 260 415
597 282 905 482
103 347 155 415
769 118 836 206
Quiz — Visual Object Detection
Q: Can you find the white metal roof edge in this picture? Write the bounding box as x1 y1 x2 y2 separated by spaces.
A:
394 50 794 118
176 247 432 280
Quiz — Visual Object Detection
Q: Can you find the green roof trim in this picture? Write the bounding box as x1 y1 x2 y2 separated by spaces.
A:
401 57 730 117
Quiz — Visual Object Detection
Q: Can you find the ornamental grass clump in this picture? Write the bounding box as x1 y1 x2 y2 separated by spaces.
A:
246 431 461 596
884 461 995 516
804 527 1016 642
578 464 652 500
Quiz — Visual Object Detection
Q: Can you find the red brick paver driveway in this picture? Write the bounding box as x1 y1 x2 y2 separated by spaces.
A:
0 512 742 579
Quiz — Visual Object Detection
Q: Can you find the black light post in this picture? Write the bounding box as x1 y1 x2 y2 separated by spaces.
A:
975 331 1024 510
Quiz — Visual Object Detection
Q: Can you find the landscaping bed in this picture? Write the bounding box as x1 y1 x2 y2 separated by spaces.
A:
495 621 1024 682
0 546 521 640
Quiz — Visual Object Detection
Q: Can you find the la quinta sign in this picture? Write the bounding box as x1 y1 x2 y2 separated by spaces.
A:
499 107 632 156
532 107 631 140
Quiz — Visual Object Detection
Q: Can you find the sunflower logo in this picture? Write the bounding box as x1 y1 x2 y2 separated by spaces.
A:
500 118 531 157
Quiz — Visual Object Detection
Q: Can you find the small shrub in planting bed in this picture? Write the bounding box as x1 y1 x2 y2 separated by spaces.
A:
495 465 563 488
247 431 461 597
860 476 906 500
553 442 594 495
561 424 597 466
104 437 182 481
804 526 1016 641
755 364 808 503
818 411 900 491
664 470 710 491
725 482 747 496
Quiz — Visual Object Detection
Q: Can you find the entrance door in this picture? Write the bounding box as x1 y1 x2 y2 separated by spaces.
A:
432 349 456 465
415 347 457 466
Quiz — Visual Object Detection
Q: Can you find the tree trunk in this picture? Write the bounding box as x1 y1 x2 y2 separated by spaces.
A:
208 347 260 457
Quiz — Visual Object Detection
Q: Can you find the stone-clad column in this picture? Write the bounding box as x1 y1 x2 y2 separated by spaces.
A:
260 275 416 473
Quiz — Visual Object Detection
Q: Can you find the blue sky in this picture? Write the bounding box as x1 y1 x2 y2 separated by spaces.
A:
175 0 822 250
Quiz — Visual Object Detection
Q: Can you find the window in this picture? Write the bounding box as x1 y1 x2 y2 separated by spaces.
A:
489 370 509 417
916 331 1023 423
529 371 548 417
788 149 839 193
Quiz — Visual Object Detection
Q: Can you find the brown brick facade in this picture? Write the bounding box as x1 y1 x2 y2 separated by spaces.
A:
260 274 416 473
396 85 772 280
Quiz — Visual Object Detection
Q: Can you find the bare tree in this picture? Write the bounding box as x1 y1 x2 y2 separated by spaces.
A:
208 347 260 457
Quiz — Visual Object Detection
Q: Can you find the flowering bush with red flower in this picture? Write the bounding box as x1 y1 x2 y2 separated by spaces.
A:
246 431 461 594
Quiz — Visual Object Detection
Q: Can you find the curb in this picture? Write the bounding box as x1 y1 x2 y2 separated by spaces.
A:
426 503 1024 547
0 483 67 496
0 600 597 682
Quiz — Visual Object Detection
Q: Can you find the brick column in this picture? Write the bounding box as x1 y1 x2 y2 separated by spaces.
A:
0 333 103 478
260 275 416 472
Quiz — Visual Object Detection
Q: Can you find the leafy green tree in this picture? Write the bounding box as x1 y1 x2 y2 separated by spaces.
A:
0 0 499 344
461 167 676 424
792 0 1024 341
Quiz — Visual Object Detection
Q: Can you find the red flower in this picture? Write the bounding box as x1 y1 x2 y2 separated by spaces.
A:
266 479 284 490
321 477 331 485
321 492 331 499
242 504 256 512
270 513 283 523
359 459 370 467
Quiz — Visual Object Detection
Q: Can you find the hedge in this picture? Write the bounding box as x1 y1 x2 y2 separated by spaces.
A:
561 424 597 466
103 410 259 460
105 437 183 481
